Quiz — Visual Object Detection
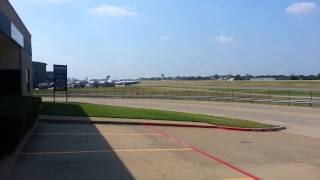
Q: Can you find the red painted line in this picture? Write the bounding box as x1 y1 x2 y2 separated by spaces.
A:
143 122 284 132
145 125 261 180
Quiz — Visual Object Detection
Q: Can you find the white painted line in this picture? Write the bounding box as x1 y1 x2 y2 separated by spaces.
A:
32 133 161 136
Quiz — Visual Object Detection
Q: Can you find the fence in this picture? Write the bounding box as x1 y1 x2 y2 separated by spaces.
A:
35 88 320 108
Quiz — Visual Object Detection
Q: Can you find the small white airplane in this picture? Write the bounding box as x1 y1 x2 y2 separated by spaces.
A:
88 76 115 87
114 79 140 86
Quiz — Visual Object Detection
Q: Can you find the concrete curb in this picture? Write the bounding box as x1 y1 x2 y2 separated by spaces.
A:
0 120 38 180
39 118 286 132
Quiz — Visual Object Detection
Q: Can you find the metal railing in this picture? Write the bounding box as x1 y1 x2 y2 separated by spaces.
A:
35 89 320 108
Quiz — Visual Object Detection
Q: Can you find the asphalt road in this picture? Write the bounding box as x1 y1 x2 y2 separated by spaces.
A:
48 97 320 139
5 121 320 180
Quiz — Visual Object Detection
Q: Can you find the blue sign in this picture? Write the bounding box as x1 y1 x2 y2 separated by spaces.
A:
54 65 67 91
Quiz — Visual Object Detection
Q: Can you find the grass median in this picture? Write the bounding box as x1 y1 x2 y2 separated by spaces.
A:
41 102 277 129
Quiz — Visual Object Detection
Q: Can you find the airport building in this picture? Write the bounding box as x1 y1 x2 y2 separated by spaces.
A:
46 71 54 83
250 77 276 81
32 61 47 88
0 0 32 96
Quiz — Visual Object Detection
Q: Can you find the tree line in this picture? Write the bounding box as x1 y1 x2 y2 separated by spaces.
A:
140 73 320 81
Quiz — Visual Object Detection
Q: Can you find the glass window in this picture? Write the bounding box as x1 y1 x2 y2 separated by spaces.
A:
26 69 30 92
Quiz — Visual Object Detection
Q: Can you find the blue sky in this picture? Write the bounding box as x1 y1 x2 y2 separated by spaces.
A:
10 0 320 79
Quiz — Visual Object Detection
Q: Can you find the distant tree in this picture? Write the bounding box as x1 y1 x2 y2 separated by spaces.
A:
317 73 320 80
290 75 298 80
234 75 244 80
245 74 252 80
306 75 316 80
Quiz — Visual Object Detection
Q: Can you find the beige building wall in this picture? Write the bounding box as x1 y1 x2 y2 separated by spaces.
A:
0 34 20 69
0 33 32 96
0 0 33 96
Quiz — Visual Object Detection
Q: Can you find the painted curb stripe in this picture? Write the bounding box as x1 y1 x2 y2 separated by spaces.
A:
145 125 261 180
224 178 253 180
39 118 286 132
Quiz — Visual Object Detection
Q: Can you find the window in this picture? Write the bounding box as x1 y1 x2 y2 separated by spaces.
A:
26 69 30 92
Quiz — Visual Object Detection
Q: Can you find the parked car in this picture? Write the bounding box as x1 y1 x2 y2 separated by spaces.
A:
38 83 49 89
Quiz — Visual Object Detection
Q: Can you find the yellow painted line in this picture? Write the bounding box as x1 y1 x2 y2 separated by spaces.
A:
114 148 192 152
20 148 192 155
224 178 253 180
32 133 161 136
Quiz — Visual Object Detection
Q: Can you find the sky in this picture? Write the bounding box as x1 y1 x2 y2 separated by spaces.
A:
9 0 320 79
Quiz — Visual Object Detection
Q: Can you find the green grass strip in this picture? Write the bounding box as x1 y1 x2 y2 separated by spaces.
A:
41 102 277 129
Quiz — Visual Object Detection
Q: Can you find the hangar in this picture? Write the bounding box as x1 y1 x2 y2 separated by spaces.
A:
0 0 32 96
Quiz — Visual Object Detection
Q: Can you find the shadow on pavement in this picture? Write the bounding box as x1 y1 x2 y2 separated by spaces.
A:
5 104 134 180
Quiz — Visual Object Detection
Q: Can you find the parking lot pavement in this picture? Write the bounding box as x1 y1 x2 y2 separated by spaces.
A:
4 120 320 180
153 126 320 180
5 121 255 180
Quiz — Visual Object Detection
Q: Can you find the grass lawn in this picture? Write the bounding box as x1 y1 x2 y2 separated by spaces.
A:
41 102 277 128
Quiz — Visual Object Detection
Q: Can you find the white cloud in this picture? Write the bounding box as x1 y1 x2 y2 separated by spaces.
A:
215 35 233 44
89 5 138 17
286 2 318 15
161 35 173 40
